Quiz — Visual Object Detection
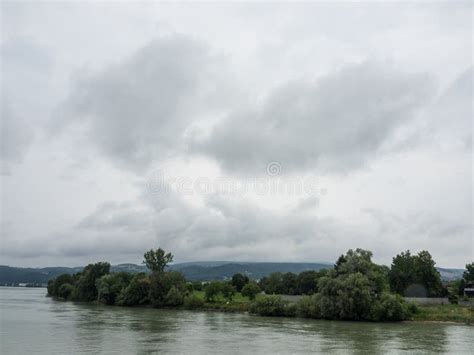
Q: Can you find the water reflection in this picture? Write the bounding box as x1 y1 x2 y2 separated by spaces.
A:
1 288 472 354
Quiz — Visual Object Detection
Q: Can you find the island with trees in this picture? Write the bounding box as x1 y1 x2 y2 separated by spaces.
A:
47 247 474 323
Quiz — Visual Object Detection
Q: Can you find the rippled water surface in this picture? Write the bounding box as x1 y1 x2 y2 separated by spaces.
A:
1 287 473 354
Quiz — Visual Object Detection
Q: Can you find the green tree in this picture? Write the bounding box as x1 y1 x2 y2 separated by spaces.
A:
259 272 285 294
204 281 222 302
149 271 186 307
231 273 249 292
316 249 396 321
116 273 150 306
463 262 474 283
296 270 324 295
221 283 236 302
282 272 298 295
48 273 74 298
192 281 203 291
57 283 74 300
249 295 291 316
318 271 373 320
389 250 442 297
96 272 132 305
143 248 174 273
73 262 110 301
165 286 185 306
241 281 260 300
414 250 442 297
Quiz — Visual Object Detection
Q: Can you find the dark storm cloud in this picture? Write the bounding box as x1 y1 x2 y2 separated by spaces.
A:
194 62 434 175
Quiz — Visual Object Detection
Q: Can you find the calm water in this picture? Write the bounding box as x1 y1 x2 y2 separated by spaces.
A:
0 287 473 354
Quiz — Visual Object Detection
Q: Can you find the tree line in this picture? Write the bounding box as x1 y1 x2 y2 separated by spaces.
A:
257 249 467 298
47 247 473 322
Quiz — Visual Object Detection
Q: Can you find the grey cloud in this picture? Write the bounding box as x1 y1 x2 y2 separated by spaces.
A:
1 101 34 174
54 35 232 171
194 62 434 175
428 66 472 150
49 190 363 263
77 201 152 233
1 37 53 174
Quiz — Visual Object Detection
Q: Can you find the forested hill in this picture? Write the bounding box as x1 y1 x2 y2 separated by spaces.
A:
0 262 464 285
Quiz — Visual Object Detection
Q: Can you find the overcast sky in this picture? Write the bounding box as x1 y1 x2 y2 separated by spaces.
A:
1 1 472 268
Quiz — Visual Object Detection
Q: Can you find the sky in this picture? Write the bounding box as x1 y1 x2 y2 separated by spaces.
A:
0 1 472 268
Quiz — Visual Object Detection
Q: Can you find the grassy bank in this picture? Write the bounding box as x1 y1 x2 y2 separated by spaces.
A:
185 290 250 312
412 304 474 324
187 291 474 324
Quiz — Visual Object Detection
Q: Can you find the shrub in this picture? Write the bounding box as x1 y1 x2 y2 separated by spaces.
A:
192 281 203 291
184 294 205 309
297 295 321 319
448 293 459 305
57 283 74 300
205 281 222 302
221 283 236 302
48 274 74 298
73 262 110 302
149 271 186 307
241 282 260 300
249 295 289 316
165 286 185 306
231 273 249 292
370 293 414 321
185 283 194 295
96 272 132 305
116 273 150 306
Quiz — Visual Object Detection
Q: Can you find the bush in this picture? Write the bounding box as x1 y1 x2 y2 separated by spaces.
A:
184 294 205 309
48 274 74 298
192 281 203 291
72 262 110 302
370 293 414 321
96 272 132 305
241 282 260 300
116 273 150 306
165 286 185 306
221 283 236 302
185 283 194 295
149 271 186 307
297 295 321 318
205 281 222 302
231 273 249 292
249 295 290 316
57 283 74 300
448 293 459 305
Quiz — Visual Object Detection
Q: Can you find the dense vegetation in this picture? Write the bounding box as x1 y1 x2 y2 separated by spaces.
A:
47 247 473 323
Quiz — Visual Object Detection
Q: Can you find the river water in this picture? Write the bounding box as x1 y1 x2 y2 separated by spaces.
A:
0 287 472 354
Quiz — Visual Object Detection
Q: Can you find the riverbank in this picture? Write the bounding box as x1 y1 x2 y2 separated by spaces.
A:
412 304 474 324
184 291 474 324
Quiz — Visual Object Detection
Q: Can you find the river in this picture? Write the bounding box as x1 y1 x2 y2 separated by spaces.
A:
0 287 472 354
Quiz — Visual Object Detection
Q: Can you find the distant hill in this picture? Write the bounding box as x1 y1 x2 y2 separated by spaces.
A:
0 262 464 285
437 267 465 282
170 262 331 281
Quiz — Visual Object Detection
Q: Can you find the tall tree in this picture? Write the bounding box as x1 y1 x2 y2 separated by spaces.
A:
389 250 442 297
463 262 474 283
389 250 416 295
231 273 249 292
414 250 442 297
143 248 173 273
